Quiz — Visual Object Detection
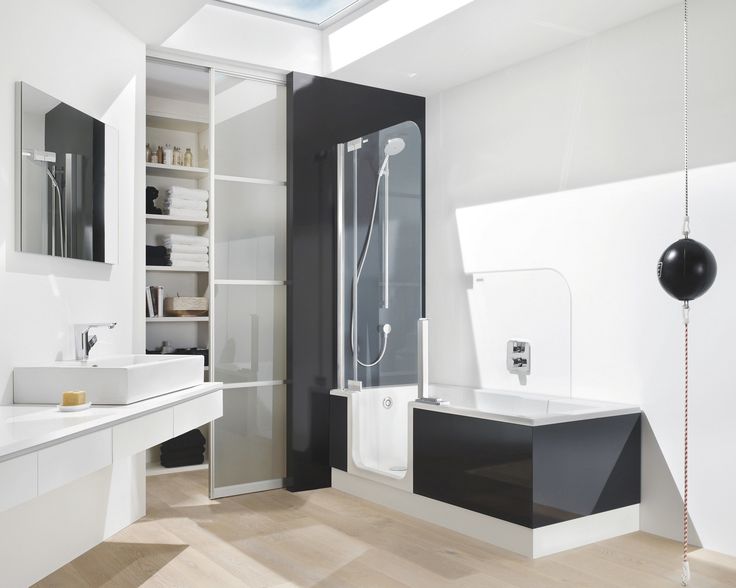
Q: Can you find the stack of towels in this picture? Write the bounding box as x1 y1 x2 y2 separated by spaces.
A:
163 234 209 271
164 186 209 220
160 428 206 468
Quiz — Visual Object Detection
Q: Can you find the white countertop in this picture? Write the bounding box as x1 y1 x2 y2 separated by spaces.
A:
0 383 221 463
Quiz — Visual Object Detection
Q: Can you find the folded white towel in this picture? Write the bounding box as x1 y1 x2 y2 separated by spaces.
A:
165 208 208 219
169 252 209 262
168 186 209 201
165 198 207 211
168 262 209 271
163 234 209 247
168 244 209 254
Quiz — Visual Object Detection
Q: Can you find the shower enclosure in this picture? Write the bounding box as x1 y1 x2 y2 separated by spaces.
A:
337 121 423 389
336 121 422 480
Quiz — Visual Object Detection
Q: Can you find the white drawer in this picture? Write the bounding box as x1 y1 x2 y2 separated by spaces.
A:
113 409 174 460
0 453 38 513
38 429 112 495
173 390 223 436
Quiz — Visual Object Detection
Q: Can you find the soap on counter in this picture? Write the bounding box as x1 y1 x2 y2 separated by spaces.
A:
61 391 87 406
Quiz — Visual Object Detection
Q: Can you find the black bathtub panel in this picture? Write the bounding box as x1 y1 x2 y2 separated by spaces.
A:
533 414 641 527
330 395 348 471
413 409 534 527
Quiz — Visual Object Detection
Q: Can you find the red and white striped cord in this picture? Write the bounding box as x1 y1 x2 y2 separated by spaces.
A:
682 310 691 586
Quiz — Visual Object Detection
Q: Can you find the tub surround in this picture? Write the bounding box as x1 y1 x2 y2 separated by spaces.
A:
330 385 641 557
414 409 641 529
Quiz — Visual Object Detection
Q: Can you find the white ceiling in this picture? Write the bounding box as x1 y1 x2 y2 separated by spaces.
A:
326 0 681 96
95 0 680 97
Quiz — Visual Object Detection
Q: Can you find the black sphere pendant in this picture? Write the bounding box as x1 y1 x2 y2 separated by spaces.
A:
657 237 717 301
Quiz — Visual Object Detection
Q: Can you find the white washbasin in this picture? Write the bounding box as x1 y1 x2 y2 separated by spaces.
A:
13 354 204 405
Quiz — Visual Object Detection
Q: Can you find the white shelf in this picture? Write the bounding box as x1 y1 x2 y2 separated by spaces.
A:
146 266 209 273
146 460 208 477
146 214 209 226
214 279 286 286
147 114 208 133
215 174 286 186
146 317 209 323
146 162 209 179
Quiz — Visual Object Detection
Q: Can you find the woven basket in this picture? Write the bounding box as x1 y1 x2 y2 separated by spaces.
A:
164 296 208 317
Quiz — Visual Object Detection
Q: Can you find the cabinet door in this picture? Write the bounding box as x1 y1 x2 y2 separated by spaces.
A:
209 71 287 499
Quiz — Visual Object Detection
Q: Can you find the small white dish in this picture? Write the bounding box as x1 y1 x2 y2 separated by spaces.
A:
57 402 92 412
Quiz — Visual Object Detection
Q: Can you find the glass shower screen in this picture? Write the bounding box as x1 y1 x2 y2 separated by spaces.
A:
338 121 423 389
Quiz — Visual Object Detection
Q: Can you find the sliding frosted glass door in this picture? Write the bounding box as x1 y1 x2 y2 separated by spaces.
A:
209 71 287 499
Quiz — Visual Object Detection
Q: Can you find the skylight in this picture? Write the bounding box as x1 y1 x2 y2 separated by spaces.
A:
220 0 362 25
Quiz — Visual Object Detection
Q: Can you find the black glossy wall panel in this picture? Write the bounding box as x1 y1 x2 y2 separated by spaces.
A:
286 72 425 491
413 409 641 529
329 395 347 472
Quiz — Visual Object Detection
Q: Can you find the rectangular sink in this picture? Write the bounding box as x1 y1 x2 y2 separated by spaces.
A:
14 355 204 405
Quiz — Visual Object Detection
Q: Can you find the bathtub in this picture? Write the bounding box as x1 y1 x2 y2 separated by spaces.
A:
414 384 639 426
330 384 641 557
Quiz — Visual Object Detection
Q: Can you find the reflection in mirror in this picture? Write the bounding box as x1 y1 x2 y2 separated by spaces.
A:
16 82 118 263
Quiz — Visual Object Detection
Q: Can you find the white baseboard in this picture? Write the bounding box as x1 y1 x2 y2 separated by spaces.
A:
332 468 639 558
332 468 533 556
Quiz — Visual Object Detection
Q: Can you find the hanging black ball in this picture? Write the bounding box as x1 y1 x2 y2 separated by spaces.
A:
657 237 717 301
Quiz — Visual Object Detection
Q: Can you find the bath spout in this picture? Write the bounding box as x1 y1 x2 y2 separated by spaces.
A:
417 318 428 399
415 318 448 405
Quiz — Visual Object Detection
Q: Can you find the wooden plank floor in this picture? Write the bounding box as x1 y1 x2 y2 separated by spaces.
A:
37 471 736 587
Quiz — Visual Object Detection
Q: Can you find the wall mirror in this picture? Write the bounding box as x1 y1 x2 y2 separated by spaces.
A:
15 82 118 263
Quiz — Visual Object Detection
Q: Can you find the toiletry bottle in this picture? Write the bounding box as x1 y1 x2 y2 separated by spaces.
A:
161 341 173 355
184 148 193 167
163 144 173 166
156 145 163 164
146 143 152 163
173 146 182 166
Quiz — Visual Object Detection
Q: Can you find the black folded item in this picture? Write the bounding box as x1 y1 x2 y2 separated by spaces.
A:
173 347 209 367
161 428 206 453
161 449 205 468
146 245 168 266
146 186 162 215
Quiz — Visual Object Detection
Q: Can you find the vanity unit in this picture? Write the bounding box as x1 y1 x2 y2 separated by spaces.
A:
0 383 222 587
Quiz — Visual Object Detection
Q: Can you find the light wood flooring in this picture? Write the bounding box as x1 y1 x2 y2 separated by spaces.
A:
37 471 736 587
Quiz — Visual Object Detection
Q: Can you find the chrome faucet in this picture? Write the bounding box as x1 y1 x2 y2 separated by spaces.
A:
74 323 117 360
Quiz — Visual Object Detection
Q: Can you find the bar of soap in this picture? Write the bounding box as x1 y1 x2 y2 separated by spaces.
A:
61 391 87 406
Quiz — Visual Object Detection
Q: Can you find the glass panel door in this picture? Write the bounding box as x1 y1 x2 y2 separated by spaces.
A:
338 121 423 389
210 71 287 499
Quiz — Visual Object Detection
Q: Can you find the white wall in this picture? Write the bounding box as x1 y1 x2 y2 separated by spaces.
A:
0 0 146 405
426 0 736 556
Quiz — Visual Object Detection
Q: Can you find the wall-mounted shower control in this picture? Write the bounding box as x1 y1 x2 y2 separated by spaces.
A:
507 340 531 377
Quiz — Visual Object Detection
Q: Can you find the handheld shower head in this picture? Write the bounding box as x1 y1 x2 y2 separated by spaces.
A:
384 137 406 157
